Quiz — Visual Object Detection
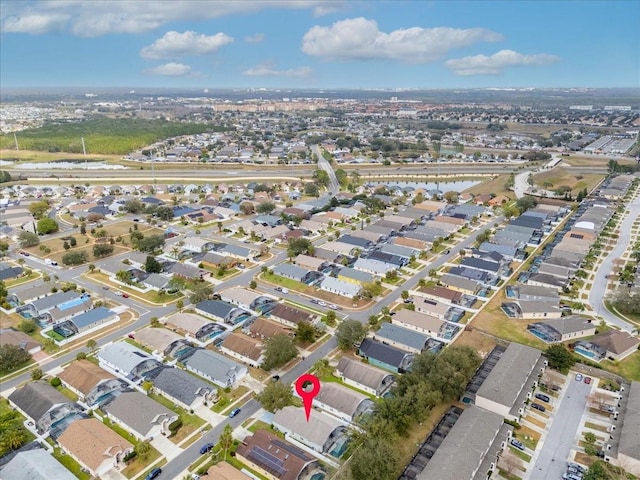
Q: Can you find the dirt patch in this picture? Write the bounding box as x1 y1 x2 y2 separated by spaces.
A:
452 329 498 357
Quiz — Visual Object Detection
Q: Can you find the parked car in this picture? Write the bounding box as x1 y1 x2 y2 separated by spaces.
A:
563 474 582 480
531 403 546 412
145 468 162 480
272 375 280 381
229 408 241 418
199 443 214 454
122 293 129 298
115 291 123 296
510 439 525 451
274 287 282 292
575 373 583 382
584 376 591 384
568 463 585 474
19 251 30 256
535 393 550 403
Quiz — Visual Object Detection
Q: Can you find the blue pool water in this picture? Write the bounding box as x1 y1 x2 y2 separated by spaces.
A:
58 294 90 311
310 474 325 480
330 439 349 458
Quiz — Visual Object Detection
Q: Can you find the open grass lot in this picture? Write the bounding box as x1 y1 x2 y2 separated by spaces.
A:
463 174 515 200
470 295 547 350
0 118 218 155
452 329 499 357
513 425 541 450
601 352 640 382
563 155 636 168
532 167 605 195
0 148 120 162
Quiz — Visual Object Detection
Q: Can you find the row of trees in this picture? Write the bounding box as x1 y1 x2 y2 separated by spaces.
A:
347 346 481 480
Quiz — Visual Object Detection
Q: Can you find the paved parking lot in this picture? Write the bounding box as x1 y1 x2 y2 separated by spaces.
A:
529 374 593 480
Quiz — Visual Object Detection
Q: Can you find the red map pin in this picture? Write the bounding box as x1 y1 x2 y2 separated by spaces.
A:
295 373 321 422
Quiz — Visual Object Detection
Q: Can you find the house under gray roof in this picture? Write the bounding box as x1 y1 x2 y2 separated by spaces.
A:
475 343 542 412
183 348 247 388
143 366 216 407
103 391 175 438
8 381 71 423
618 381 640 464
1 449 76 480
374 323 431 352
416 406 506 480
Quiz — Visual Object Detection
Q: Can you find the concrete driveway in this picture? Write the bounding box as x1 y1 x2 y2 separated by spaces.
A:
529 373 593 480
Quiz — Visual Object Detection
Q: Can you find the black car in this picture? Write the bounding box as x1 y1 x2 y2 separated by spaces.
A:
145 468 162 480
531 403 546 412
535 393 550 403
200 443 214 454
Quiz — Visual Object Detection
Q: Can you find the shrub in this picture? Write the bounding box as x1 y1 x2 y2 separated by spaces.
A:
50 377 62 387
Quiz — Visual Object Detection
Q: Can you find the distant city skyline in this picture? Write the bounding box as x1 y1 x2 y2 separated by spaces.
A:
1 0 638 89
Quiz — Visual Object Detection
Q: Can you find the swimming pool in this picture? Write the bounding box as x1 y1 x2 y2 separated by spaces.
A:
58 294 90 311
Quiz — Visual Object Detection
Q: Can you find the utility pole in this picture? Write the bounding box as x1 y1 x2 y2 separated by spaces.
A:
81 137 87 170
13 133 19 151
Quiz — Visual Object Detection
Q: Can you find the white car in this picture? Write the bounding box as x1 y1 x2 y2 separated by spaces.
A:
114 291 123 297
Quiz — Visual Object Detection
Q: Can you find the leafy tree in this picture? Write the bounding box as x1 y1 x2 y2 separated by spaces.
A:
76 351 87 360
17 319 37 334
144 255 162 273
88 263 96 273
93 244 114 258
287 237 314 258
0 344 32 374
63 241 71 250
349 437 399 480
443 191 459 204
18 231 39 248
0 412 29 455
324 309 337 326
249 280 257 289
86 212 104 223
86 339 97 351
135 440 152 460
545 344 576 373
583 460 611 480
516 196 537 213
256 380 293 413
142 380 154 394
50 377 62 387
361 281 383 298
62 251 88 265
312 169 330 187
189 285 213 304
256 201 276 214
136 234 165 253
217 424 233 461
296 321 316 343
336 319 366 350
262 334 298 371
0 240 9 256
240 201 254 215
304 183 319 197
28 200 49 219
31 368 43 380
124 199 144 213
155 206 174 221
36 218 59 234
116 269 133 285
176 300 184 310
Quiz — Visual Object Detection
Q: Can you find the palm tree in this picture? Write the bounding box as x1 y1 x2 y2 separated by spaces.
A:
3 427 26 451
218 424 233 461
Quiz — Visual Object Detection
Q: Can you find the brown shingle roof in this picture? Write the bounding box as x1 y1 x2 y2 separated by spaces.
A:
58 360 115 396
592 331 640 355
247 317 291 339
58 418 133 473
270 304 315 326
221 333 263 361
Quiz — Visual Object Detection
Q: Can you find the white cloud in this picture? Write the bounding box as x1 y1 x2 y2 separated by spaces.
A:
1 1 343 36
243 62 313 77
145 62 193 77
141 31 233 59
301 17 503 63
2 12 70 34
446 49 560 75
244 33 265 44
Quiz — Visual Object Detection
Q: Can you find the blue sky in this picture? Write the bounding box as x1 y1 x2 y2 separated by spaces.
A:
1 0 638 89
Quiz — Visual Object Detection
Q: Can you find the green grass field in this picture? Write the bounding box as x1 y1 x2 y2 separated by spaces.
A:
1 117 225 155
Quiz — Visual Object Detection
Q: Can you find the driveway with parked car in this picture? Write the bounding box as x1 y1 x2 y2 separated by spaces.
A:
530 373 593 480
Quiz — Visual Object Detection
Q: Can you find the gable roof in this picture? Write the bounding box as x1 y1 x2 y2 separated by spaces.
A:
103 391 176 437
98 341 155 375
272 406 346 448
591 330 640 355
143 367 215 406
183 349 247 384
270 303 315 325
375 323 431 351
221 333 263 362
58 418 133 473
475 343 542 409
133 327 184 353
1 449 76 480
315 382 370 418
0 328 40 351
618 381 640 461
8 381 71 421
358 338 410 368
246 317 291 339
58 360 115 396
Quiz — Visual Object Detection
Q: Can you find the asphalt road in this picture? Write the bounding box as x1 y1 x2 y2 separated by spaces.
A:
530 375 593 480
3 164 610 182
588 188 640 332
